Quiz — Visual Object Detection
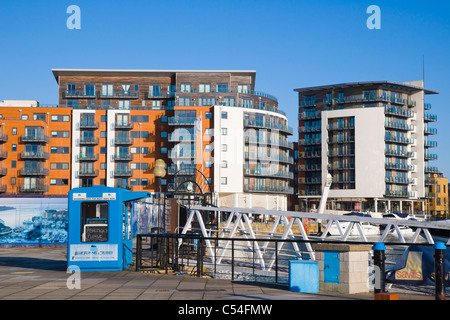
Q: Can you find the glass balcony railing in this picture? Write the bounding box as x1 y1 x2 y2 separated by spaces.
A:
424 127 437 135
424 140 438 148
384 135 414 144
244 120 293 135
244 168 293 179
425 153 438 160
425 166 440 173
385 177 415 184
384 106 415 118
385 190 416 198
385 163 415 171
424 113 437 122
384 149 415 158
21 134 50 143
78 169 99 177
168 117 197 126
20 167 49 176
243 184 294 194
384 121 414 131
21 150 49 160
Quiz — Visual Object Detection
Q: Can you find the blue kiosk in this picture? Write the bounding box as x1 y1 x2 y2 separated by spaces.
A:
67 186 151 271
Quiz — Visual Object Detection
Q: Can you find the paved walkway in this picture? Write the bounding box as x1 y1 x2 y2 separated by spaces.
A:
0 246 435 300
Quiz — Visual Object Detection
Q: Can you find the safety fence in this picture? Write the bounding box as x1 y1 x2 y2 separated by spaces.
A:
135 232 448 299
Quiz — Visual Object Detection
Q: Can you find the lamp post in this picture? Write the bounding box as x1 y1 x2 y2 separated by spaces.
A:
154 159 166 231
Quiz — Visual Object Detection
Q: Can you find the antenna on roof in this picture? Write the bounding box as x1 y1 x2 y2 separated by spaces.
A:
422 54 425 85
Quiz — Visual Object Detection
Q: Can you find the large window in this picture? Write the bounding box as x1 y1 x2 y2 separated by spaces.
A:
80 202 108 242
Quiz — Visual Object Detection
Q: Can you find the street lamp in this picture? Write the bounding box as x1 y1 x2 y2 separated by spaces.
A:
154 159 166 231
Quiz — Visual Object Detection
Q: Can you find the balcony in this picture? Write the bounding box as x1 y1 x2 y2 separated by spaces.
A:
385 177 415 184
79 120 99 129
19 182 49 193
299 177 322 185
100 91 139 99
425 166 440 174
384 190 416 198
115 122 134 130
384 149 415 158
243 184 293 194
168 133 195 142
244 168 293 179
20 150 49 160
20 134 50 144
168 148 196 159
384 121 414 131
77 153 99 161
0 168 7 176
385 163 415 171
327 137 355 144
0 133 8 143
147 92 175 99
328 150 354 157
113 153 133 161
79 137 99 145
245 152 293 164
114 137 134 145
299 164 321 171
0 185 6 193
327 124 354 131
424 127 437 135
384 135 414 144
244 136 293 149
299 138 321 146
114 169 133 177
65 90 96 98
168 117 197 126
424 140 438 148
425 153 438 160
20 167 49 176
424 113 437 122
424 103 432 110
167 165 197 175
78 169 99 177
299 111 321 120
384 106 415 118
0 150 7 159
244 120 293 135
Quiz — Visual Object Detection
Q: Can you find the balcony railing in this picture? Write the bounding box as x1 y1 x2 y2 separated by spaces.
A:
245 152 293 164
113 153 133 161
79 137 99 145
385 163 415 171
115 122 134 130
424 113 437 122
384 121 414 131
243 168 293 179
65 90 96 98
384 149 415 158
384 106 415 118
19 183 49 193
21 134 50 143
385 190 416 198
244 120 293 135
79 121 99 129
425 166 440 173
78 169 99 177
0 133 8 143
20 167 49 176
424 140 438 148
0 150 8 159
114 137 134 145
20 150 49 160
243 184 293 194
0 168 7 176
168 117 197 126
77 153 99 161
244 136 293 149
424 153 438 160
424 127 437 135
385 177 415 184
100 91 139 99
384 135 414 144
114 169 133 177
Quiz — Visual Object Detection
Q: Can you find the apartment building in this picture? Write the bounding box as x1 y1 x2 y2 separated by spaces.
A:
294 80 441 215
425 173 448 218
0 69 294 210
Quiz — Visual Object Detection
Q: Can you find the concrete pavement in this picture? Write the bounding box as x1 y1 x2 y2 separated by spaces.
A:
0 246 435 301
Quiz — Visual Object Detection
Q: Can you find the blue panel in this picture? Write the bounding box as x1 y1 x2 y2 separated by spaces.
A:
324 251 340 283
289 260 319 293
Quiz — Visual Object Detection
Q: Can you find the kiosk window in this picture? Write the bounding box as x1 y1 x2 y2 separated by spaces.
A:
81 202 109 242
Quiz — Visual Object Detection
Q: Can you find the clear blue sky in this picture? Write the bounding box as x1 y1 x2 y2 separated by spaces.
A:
1 0 449 177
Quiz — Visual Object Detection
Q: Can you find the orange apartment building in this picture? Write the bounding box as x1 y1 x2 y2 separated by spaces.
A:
0 69 294 210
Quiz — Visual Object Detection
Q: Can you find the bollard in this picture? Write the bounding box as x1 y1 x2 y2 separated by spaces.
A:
372 242 386 294
433 242 446 300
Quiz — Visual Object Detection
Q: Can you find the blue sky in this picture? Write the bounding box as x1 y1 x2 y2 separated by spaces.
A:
1 0 449 177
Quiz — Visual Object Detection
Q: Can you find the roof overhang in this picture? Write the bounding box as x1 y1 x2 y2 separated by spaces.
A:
293 81 439 95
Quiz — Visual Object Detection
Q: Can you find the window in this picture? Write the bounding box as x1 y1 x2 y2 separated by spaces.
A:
130 115 149 123
51 115 70 122
51 131 70 138
50 147 69 154
11 161 16 168
12 128 17 135
102 84 114 96
152 100 161 108
221 111 228 119
238 84 250 93
179 97 191 106
221 160 228 168
50 163 69 170
84 84 96 96
20 114 28 120
67 83 76 94
223 97 235 106
180 83 191 92
205 112 212 119
242 98 253 107
217 83 228 92
199 83 211 93
81 202 108 242
33 113 46 121
205 128 213 135
118 100 130 109
199 97 215 106
12 144 16 152
221 144 227 152
149 84 161 97
161 116 168 123
121 84 131 94
221 177 227 185
161 147 167 154
222 128 228 135
205 161 212 168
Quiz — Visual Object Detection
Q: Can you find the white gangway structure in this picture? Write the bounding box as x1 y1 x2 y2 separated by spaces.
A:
179 205 450 272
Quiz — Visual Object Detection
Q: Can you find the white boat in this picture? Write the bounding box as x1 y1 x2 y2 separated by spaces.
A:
380 213 417 237
325 212 380 237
